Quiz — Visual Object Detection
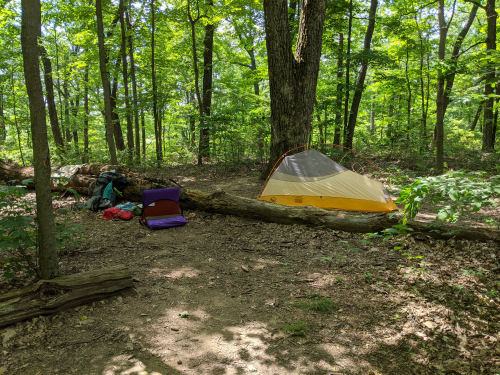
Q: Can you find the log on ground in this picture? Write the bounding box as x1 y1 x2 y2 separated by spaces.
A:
1 160 498 242
0 265 133 328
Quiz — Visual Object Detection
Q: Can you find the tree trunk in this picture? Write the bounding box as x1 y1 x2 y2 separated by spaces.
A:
83 68 89 163
435 1 478 172
0 265 133 328
481 0 497 151
39 46 65 152
151 0 162 165
343 0 378 151
0 87 5 142
405 42 412 147
10 54 25 166
21 0 59 279
110 52 126 152
198 0 214 165
263 0 327 171
470 102 483 131
63 78 71 144
125 2 141 161
70 97 80 154
343 0 353 143
334 33 343 145
95 0 117 164
119 0 134 160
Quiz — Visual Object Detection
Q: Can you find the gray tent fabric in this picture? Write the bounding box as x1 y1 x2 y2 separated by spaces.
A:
272 149 346 181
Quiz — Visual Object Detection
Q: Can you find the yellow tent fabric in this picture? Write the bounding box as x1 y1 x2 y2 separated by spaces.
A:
259 149 398 213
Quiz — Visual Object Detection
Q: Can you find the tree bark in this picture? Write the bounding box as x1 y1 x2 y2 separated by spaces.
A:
125 1 141 160
334 33 343 145
110 51 126 152
96 0 118 164
151 0 162 165
198 0 214 165
39 45 65 152
263 0 327 172
470 102 483 131
21 0 59 279
119 0 134 160
481 0 497 151
83 68 89 163
0 87 5 142
0 265 133 328
435 1 478 172
343 0 353 142
343 0 378 151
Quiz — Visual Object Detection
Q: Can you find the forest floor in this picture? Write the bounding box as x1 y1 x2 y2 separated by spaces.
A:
0 163 499 375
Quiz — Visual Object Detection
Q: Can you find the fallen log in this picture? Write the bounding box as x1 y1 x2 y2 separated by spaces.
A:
0 265 133 328
1 160 498 242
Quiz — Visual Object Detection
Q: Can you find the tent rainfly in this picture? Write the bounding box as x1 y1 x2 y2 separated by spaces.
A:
259 149 398 213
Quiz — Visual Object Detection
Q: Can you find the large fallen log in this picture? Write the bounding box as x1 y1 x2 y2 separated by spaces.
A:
1 160 497 242
0 265 133 328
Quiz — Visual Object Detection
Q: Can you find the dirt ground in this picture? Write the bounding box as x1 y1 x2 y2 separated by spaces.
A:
0 166 499 375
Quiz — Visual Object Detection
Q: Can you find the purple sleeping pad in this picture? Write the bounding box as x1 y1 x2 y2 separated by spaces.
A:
142 187 188 229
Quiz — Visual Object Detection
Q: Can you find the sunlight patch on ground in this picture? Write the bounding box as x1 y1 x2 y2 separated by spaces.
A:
146 314 339 374
102 354 161 375
148 266 201 280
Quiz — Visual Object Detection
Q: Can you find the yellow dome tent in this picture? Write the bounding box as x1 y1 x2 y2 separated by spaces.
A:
259 149 398 213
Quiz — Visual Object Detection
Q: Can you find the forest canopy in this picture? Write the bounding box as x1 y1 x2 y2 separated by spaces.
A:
0 0 498 170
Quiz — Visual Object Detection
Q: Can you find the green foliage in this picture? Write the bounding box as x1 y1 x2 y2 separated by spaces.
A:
396 171 499 225
0 182 83 279
282 321 307 337
0 184 37 278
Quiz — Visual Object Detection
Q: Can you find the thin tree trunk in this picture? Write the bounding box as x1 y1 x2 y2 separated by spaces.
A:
63 78 71 144
405 42 412 147
470 102 482 131
21 0 59 279
110 50 126 152
343 0 378 151
141 109 146 156
0 87 5 142
119 0 133 160
70 97 80 154
39 46 65 152
96 0 118 164
151 0 162 165
10 66 25 166
334 33 343 145
482 0 497 151
198 0 214 164
83 68 89 163
125 1 140 161
435 1 477 172
53 26 64 150
343 0 353 142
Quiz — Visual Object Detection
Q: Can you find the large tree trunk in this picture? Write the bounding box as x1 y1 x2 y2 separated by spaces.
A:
0 265 133 328
96 0 118 164
263 0 327 172
481 0 497 151
110 53 126 152
343 0 378 151
21 0 59 279
40 45 65 152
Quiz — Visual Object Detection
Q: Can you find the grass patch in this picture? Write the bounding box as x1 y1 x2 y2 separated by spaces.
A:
283 321 307 336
